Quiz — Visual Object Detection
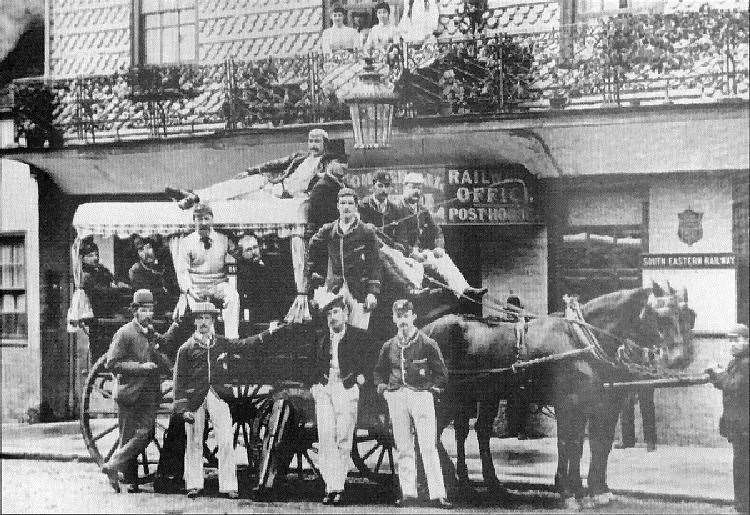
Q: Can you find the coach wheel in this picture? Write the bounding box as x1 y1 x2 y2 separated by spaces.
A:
80 354 173 485
351 428 396 483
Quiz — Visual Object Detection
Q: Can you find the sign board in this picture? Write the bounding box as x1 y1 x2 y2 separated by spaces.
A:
348 165 539 226
641 253 736 269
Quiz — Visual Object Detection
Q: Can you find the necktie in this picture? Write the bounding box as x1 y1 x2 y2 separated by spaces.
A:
200 236 212 250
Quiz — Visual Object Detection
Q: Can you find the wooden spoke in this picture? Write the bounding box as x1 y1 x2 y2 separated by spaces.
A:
104 439 119 463
140 450 149 476
360 442 380 462
92 422 119 442
374 446 386 473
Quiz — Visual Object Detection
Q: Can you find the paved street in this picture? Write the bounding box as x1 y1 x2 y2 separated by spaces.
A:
1 459 735 514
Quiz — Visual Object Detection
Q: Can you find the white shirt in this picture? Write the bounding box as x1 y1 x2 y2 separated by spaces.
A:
365 23 401 50
329 327 346 382
283 155 322 196
176 229 233 292
320 26 362 52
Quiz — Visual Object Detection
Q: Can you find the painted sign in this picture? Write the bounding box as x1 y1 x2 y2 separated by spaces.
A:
349 165 538 226
443 167 539 225
641 253 736 269
677 209 703 246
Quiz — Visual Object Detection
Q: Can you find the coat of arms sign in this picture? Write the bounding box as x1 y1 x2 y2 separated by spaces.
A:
677 209 703 246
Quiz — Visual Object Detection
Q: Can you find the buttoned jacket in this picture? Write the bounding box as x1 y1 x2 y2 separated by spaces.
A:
373 330 448 391
714 345 749 441
106 320 176 407
392 201 438 251
358 195 404 242
307 218 382 303
311 324 375 389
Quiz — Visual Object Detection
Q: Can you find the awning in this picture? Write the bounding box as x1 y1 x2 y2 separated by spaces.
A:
73 195 307 239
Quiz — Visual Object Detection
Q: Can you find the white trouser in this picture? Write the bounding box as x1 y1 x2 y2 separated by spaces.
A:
311 381 359 493
333 285 372 330
385 388 446 500
380 245 424 289
184 389 237 493
184 281 240 339
422 251 470 297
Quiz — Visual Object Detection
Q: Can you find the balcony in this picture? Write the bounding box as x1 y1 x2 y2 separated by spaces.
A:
11 7 749 148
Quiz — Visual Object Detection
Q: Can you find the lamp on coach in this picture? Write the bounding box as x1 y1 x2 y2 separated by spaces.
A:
343 57 397 149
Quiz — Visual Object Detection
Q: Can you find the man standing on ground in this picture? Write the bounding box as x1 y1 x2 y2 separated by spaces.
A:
373 299 452 509
173 302 279 499
307 188 381 330
175 204 240 338
707 323 749 513
101 289 176 493
311 295 374 506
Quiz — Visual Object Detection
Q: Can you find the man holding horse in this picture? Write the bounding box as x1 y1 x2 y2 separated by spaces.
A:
374 299 452 509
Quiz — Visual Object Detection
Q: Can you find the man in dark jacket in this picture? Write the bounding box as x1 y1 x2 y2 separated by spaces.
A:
101 289 177 493
392 173 486 299
311 295 374 505
128 236 179 316
173 301 277 499
79 238 130 317
374 299 451 509
707 323 749 513
307 188 381 330
359 171 403 242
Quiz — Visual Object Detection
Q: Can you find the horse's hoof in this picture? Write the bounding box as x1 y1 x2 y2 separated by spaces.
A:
593 492 614 505
579 496 595 510
561 497 581 511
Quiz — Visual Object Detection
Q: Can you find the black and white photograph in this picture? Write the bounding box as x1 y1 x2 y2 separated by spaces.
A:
0 0 747 512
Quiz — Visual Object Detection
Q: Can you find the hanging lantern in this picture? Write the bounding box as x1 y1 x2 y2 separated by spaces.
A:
343 58 397 149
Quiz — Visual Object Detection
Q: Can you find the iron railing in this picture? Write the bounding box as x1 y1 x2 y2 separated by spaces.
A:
11 7 749 147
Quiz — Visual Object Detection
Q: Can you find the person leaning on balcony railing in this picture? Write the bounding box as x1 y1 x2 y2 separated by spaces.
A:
364 2 402 52
321 5 362 53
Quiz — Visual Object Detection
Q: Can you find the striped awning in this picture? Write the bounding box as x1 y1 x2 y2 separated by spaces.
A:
73 196 308 239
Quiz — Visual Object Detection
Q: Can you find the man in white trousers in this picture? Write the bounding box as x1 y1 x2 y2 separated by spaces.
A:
373 299 452 509
173 302 275 499
175 203 240 338
310 295 374 505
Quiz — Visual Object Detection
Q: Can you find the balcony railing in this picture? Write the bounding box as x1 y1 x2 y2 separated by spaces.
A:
12 7 749 147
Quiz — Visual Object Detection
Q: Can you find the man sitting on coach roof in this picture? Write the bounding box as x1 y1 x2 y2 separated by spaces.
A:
393 172 487 299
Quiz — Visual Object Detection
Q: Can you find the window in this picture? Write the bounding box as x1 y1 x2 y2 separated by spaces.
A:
1 234 27 343
141 0 196 65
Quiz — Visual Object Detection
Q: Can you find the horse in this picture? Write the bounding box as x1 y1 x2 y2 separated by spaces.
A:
422 283 696 508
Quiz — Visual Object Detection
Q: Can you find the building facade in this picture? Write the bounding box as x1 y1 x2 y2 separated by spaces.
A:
1 0 748 429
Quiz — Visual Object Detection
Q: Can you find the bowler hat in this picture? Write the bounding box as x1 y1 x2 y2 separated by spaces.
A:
191 302 220 316
131 289 155 308
392 299 414 314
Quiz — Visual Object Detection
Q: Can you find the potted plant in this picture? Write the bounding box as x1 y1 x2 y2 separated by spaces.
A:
13 82 61 149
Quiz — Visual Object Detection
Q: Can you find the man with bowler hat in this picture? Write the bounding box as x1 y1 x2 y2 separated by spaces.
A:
173 301 279 499
101 289 177 493
311 294 375 505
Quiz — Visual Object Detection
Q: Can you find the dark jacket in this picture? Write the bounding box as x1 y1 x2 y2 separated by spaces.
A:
392 200 438 251
373 330 448 392
307 170 348 234
358 195 404 242
81 262 123 317
128 261 179 312
307 218 382 303
172 333 267 414
106 320 176 407
312 325 375 389
245 151 335 190
713 344 749 441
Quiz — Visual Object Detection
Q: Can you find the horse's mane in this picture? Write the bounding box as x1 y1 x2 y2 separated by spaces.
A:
581 287 651 336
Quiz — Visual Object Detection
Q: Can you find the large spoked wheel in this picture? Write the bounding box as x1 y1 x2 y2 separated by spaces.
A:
351 427 396 483
80 354 173 485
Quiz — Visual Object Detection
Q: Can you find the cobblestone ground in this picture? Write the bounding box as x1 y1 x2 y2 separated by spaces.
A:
1 459 736 514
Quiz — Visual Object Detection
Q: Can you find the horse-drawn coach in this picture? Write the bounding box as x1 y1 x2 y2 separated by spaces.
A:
67 184 700 508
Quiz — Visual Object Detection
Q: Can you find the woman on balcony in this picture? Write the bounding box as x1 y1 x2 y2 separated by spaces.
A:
398 0 440 44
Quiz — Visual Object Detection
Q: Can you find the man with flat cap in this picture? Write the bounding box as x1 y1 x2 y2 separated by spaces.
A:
307 187 381 330
707 323 749 513
173 301 280 499
310 294 375 505
101 289 178 493
175 203 241 338
374 299 451 509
